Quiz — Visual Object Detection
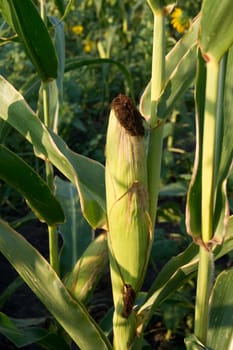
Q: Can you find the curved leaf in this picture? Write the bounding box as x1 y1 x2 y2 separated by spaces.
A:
0 145 64 225
0 219 112 350
54 0 66 16
186 46 233 244
0 75 106 229
0 312 70 349
54 177 92 277
137 216 233 333
0 0 58 81
207 268 233 349
185 334 210 350
65 57 135 102
199 0 233 62
64 232 108 303
140 16 199 120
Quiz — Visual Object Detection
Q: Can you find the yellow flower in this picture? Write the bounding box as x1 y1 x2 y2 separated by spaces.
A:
72 25 84 35
83 41 93 53
171 8 190 33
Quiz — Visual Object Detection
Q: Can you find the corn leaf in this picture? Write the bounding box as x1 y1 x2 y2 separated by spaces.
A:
186 46 233 244
0 75 106 229
54 0 66 16
137 216 233 333
0 312 70 349
65 57 135 102
0 219 112 350
0 0 58 82
185 334 210 350
0 145 64 225
207 268 233 349
199 0 233 62
54 176 92 277
140 16 199 120
64 232 108 303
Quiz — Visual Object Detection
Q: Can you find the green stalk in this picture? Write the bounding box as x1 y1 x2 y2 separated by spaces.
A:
40 1 59 275
201 61 219 244
147 5 166 229
194 247 214 344
147 123 164 227
42 82 59 276
195 59 223 344
150 8 165 126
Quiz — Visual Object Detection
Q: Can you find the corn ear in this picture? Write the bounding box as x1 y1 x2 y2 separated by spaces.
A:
105 95 151 348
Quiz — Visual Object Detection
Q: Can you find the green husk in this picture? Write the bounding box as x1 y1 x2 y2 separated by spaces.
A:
105 95 151 348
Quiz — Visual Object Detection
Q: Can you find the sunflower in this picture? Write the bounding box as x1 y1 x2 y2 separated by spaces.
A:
171 8 190 33
83 40 93 53
71 25 84 35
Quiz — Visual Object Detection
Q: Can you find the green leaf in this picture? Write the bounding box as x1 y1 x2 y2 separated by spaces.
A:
59 0 75 23
49 16 65 130
0 145 64 225
207 268 233 349
159 181 188 197
0 277 23 308
186 46 233 244
65 57 135 102
0 313 70 349
157 44 196 119
137 216 233 333
0 75 106 229
137 243 199 332
185 334 210 349
0 219 112 350
185 50 206 241
147 0 175 12
199 0 233 62
0 0 58 81
54 177 92 277
140 16 199 120
54 0 66 16
93 0 103 17
64 232 108 303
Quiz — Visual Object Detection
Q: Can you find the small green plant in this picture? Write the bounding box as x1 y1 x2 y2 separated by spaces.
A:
0 1 233 349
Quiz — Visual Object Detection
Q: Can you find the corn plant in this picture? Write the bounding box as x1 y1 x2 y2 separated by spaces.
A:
0 1 233 350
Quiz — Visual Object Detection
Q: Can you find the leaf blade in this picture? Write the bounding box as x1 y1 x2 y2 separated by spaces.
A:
0 219 112 350
0 75 106 229
0 145 64 225
0 0 58 81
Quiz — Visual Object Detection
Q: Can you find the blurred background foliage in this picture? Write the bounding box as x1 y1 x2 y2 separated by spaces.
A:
0 0 201 162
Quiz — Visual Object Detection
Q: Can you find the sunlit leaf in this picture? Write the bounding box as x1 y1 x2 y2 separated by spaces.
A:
140 16 199 120
0 312 70 350
137 216 233 333
199 0 233 62
207 268 233 349
54 177 92 277
0 219 112 350
0 145 64 225
0 75 106 229
0 0 58 81
64 232 108 303
186 46 233 244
